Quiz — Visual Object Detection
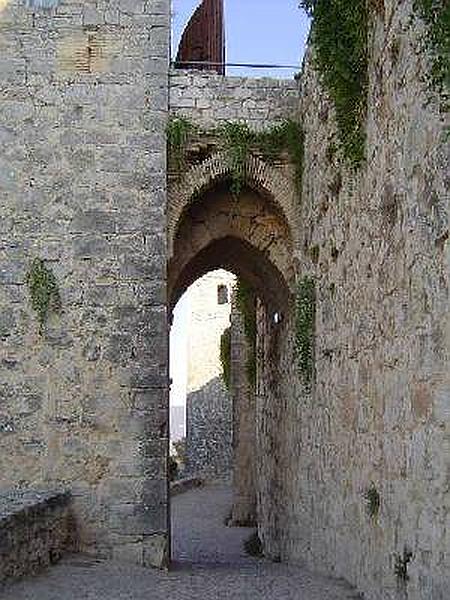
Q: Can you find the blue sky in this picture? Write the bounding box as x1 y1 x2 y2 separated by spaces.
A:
172 0 311 78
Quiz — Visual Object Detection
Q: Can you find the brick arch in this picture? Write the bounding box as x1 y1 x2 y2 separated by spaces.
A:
168 183 296 312
168 151 299 258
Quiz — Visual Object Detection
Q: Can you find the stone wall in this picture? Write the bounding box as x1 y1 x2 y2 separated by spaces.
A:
169 69 299 129
0 0 170 566
183 270 234 480
185 376 233 479
230 302 256 525
256 2 449 599
1 0 447 593
185 270 234 393
0 489 74 584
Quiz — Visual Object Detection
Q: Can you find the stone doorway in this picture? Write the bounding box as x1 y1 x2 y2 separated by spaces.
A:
167 168 297 562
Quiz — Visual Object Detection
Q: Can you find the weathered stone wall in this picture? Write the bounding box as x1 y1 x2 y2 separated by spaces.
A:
185 376 233 479
183 270 234 479
0 0 170 566
1 0 447 594
256 2 449 599
0 489 74 584
169 69 299 129
230 302 256 525
185 270 234 393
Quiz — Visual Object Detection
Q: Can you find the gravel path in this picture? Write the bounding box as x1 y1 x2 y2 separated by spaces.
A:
1 483 360 600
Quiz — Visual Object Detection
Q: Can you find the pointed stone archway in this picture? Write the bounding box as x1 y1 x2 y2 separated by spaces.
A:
167 154 299 559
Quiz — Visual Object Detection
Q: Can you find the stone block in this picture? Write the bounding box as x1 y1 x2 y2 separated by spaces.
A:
143 533 168 568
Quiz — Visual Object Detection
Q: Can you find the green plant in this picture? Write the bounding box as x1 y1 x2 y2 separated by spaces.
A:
167 116 195 171
220 326 232 391
167 118 305 196
243 532 264 557
173 438 187 469
394 548 413 582
26 258 61 335
413 0 449 111
295 276 316 387
235 279 257 388
219 122 253 194
254 120 305 193
168 455 179 482
309 245 320 264
300 0 368 166
364 483 381 518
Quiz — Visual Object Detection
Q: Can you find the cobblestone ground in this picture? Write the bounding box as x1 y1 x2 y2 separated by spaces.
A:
1 484 360 599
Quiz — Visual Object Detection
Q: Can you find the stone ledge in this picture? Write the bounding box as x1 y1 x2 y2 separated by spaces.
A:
0 488 76 585
170 478 203 497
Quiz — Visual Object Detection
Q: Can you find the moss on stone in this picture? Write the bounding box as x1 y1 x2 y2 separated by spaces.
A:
220 326 232 391
300 0 368 166
235 279 257 389
413 0 449 112
26 258 61 335
295 276 316 388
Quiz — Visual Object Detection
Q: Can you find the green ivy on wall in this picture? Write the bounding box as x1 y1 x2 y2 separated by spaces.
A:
220 326 232 391
219 122 253 194
364 483 381 519
299 0 368 166
413 0 449 111
26 258 61 335
166 116 195 171
255 120 305 193
235 279 257 389
295 276 316 388
167 117 305 196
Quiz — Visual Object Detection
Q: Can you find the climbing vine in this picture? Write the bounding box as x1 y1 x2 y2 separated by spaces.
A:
235 279 257 389
219 122 253 194
26 258 61 335
255 120 305 192
220 326 232 391
166 116 195 170
167 117 305 196
413 0 449 111
394 548 414 583
364 483 381 519
299 0 368 166
295 276 316 388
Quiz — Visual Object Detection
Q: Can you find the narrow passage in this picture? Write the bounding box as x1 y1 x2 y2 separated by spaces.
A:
2 484 360 599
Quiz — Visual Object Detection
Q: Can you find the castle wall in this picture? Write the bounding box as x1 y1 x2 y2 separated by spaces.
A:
256 2 449 598
169 69 299 129
230 301 256 525
0 0 447 594
0 0 170 566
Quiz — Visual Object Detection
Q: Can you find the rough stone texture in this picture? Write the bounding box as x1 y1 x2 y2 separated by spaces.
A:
169 69 299 131
185 270 234 393
182 270 234 479
169 477 202 496
230 300 257 525
0 0 171 566
0 489 74 584
168 185 295 311
0 0 448 597
167 151 301 272
256 3 449 599
0 485 360 600
186 376 233 479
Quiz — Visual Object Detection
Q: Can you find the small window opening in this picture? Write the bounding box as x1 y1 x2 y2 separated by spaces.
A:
217 284 229 305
